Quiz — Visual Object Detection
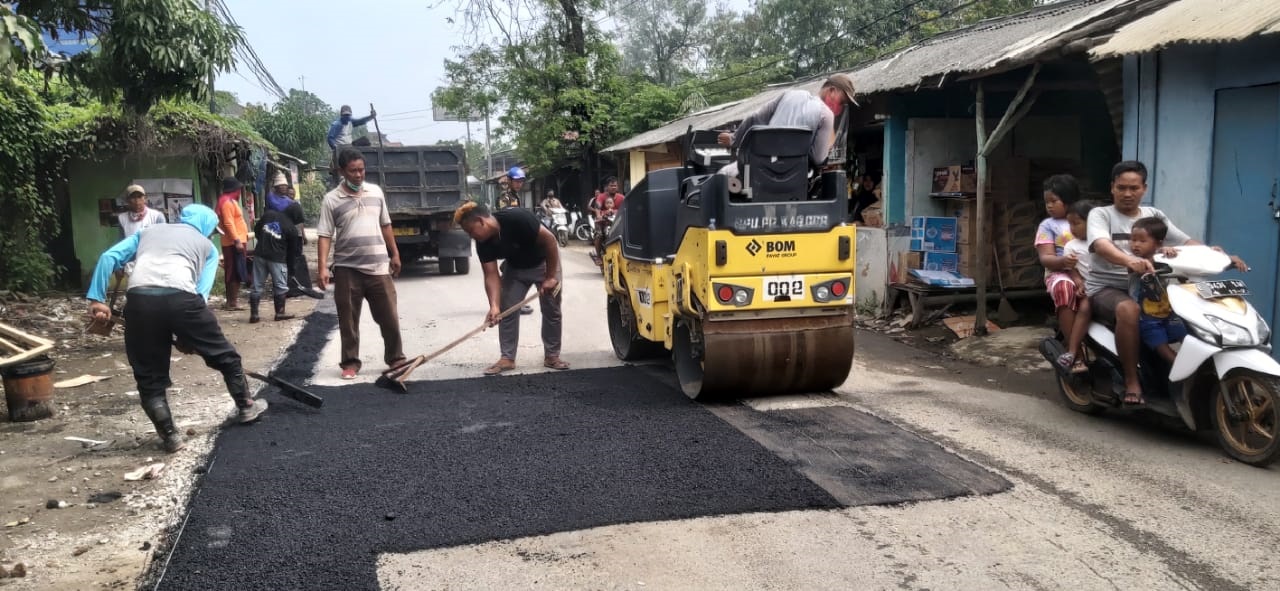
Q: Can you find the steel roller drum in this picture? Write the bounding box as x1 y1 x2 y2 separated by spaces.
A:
674 313 856 400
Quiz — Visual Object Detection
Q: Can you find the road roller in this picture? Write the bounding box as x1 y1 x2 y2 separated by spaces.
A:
601 126 856 400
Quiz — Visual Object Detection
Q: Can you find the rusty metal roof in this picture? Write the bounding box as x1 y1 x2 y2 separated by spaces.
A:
605 0 1141 154
1092 0 1280 57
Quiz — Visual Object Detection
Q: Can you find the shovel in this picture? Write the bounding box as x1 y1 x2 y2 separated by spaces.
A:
991 243 1018 324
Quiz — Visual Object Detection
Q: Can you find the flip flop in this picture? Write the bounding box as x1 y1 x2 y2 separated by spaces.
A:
544 358 570 370
1122 391 1145 406
484 361 516 376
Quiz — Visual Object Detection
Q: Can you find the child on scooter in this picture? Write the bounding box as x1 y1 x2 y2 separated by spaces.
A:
1037 174 1085 373
1128 217 1186 365
1056 200 1095 374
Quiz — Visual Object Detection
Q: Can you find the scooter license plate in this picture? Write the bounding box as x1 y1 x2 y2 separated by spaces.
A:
763 276 806 301
1194 279 1249 299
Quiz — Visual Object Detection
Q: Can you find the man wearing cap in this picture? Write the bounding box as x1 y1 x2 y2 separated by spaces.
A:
265 173 324 300
86 203 268 454
216 177 251 311
327 105 376 185
116 184 167 278
716 73 859 174
118 184 167 240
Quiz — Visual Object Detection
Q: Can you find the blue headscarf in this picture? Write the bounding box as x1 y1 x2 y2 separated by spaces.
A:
266 190 293 213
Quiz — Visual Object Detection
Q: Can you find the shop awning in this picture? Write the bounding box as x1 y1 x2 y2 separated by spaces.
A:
1091 0 1280 58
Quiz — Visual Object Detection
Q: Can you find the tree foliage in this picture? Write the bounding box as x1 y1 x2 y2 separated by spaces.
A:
607 0 708 86
244 89 334 167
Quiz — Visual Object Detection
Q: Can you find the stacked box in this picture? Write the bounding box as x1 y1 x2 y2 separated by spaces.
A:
909 216 959 253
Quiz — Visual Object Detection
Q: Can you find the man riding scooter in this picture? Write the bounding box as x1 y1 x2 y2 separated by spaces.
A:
1084 161 1248 406
538 190 570 247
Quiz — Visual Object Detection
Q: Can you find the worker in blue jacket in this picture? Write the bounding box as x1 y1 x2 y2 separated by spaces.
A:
326 105 376 184
86 204 268 454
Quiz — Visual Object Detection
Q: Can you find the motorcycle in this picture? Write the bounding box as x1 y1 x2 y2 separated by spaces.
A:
588 210 616 267
1039 245 1280 466
546 207 570 247
573 212 593 242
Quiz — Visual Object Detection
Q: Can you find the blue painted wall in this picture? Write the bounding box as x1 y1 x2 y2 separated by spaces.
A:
1123 35 1280 238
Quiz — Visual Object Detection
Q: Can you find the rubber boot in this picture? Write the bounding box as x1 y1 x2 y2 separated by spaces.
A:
249 294 261 323
140 395 184 453
273 294 294 321
225 280 243 310
225 371 267 423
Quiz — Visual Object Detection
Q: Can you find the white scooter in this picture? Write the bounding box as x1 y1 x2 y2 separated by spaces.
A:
1039 245 1280 466
548 206 570 247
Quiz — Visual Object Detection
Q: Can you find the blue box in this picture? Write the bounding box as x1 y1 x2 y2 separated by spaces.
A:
923 252 959 273
909 216 958 253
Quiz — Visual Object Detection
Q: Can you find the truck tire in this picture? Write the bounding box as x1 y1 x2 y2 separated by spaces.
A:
438 258 456 275
452 257 470 275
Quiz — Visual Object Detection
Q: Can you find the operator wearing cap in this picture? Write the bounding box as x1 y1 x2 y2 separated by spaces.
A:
497 166 525 210
716 73 859 176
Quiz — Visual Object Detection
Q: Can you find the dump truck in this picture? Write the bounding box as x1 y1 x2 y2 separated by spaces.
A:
601 126 856 400
355 143 473 274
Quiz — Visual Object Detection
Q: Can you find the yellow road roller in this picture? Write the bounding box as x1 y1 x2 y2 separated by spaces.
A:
601 126 857 400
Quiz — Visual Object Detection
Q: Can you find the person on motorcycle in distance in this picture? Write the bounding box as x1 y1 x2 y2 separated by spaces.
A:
1084 160 1250 406
588 177 625 256
539 189 563 217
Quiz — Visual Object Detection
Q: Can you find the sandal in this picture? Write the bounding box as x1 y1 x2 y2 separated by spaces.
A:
1122 391 1145 406
484 359 516 376
1056 352 1075 374
544 357 570 371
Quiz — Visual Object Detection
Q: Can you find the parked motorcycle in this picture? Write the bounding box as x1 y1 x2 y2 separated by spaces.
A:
1039 245 1280 466
573 212 593 242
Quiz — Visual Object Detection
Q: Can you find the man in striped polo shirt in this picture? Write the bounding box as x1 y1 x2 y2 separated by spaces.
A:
316 147 407 380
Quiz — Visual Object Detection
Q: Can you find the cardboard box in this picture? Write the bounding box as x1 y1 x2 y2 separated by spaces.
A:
931 165 978 195
909 269 975 288
890 251 922 284
922 252 959 273
909 216 958 253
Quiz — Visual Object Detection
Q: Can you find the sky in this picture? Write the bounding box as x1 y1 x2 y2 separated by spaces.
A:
214 0 753 147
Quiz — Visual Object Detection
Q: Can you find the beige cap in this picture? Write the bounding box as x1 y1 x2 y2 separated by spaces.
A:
125 184 146 198
272 172 288 187
824 74 859 107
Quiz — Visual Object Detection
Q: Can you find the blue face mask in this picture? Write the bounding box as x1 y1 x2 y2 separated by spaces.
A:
340 114 351 123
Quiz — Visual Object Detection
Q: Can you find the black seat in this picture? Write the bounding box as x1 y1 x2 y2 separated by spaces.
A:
736 125 815 203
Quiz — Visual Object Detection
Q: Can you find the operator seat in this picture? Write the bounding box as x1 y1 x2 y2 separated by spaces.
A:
735 125 815 203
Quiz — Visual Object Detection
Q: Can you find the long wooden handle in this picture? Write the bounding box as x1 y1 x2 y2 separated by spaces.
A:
416 290 544 366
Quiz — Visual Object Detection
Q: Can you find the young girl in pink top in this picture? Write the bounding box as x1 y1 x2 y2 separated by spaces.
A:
1035 174 1086 373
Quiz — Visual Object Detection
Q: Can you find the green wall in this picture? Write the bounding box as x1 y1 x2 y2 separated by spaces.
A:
68 153 204 283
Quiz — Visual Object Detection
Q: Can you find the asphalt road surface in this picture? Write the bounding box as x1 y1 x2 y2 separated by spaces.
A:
150 245 1280 591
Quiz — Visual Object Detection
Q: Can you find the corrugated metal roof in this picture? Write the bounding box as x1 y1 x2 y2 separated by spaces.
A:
605 0 1139 153
1091 0 1280 57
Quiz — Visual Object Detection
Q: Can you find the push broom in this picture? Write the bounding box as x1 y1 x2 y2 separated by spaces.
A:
374 285 560 393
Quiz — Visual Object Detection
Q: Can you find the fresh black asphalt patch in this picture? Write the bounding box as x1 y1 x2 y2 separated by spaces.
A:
148 306 1009 590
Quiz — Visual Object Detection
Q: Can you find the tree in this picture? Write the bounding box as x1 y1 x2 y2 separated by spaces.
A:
212 90 241 115
244 89 335 167
9 0 244 114
608 0 708 86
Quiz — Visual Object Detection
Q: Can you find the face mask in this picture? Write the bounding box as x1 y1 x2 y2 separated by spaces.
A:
344 179 363 192
340 115 351 123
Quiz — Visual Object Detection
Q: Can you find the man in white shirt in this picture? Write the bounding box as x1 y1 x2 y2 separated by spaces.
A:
116 184 167 277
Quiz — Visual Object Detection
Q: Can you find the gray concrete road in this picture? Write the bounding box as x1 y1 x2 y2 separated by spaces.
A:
312 244 1279 590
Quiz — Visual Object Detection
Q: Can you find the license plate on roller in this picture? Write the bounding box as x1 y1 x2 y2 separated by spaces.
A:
763 275 805 301
1195 279 1249 299
393 227 419 236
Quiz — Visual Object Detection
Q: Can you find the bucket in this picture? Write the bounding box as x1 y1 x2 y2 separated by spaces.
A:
2 355 57 422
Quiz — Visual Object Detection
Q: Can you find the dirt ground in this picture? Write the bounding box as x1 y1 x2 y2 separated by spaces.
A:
0 269 320 590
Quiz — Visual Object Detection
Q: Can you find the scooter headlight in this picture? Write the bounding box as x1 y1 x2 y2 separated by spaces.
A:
1258 315 1272 346
1206 315 1258 347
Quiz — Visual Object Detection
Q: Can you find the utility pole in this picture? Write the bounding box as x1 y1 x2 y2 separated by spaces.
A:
206 0 216 113
298 75 306 92
485 108 493 206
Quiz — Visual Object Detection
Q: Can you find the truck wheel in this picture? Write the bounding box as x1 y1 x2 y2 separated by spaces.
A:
452 257 470 275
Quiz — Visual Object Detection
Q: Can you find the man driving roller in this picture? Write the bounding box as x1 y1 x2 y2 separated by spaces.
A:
716 73 858 176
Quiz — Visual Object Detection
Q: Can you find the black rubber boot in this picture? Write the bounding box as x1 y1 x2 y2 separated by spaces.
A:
273 295 295 321
140 394 184 453
249 295 261 324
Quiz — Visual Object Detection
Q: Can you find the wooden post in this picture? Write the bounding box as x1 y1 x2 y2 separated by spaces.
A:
975 83 989 336
972 63 1042 337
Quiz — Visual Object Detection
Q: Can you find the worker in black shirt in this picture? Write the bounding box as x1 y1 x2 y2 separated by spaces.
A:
249 207 299 323
454 202 567 376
